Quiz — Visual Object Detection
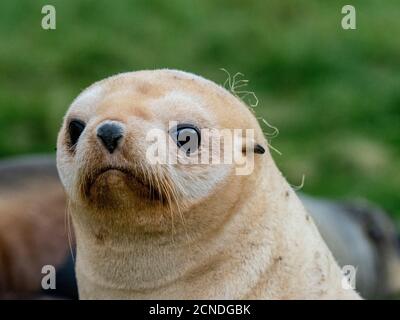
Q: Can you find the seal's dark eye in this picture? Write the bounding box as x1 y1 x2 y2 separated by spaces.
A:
68 120 86 147
172 124 201 155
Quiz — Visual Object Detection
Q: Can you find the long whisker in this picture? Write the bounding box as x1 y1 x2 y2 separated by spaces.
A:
164 168 193 244
157 169 175 240
65 200 75 263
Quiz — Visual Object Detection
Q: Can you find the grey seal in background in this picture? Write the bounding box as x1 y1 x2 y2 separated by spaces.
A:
301 194 400 298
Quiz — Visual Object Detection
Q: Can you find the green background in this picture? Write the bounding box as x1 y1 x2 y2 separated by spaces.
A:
0 0 399 218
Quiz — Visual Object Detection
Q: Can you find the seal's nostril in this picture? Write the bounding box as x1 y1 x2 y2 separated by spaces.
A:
97 123 123 154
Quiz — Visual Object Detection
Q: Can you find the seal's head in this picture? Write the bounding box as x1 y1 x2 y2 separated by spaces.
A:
56 70 267 238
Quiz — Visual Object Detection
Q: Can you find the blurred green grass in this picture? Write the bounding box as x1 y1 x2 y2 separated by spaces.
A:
0 0 399 217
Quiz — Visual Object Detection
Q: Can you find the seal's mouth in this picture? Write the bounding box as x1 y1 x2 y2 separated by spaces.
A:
80 165 164 203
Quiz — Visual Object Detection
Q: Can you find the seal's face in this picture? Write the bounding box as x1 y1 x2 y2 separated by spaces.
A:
57 70 265 231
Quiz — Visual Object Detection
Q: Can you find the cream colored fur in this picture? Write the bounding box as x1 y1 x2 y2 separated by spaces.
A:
56 69 360 299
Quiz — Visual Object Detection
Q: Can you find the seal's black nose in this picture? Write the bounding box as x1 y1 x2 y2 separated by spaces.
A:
97 123 123 154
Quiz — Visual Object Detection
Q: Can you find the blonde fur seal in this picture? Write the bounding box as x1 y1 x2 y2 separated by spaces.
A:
56 69 360 299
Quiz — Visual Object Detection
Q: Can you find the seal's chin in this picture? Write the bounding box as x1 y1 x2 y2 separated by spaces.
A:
81 166 164 207
92 169 131 191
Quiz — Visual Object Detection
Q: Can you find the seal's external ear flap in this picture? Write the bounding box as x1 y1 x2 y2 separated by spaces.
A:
254 144 265 154
241 137 266 155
